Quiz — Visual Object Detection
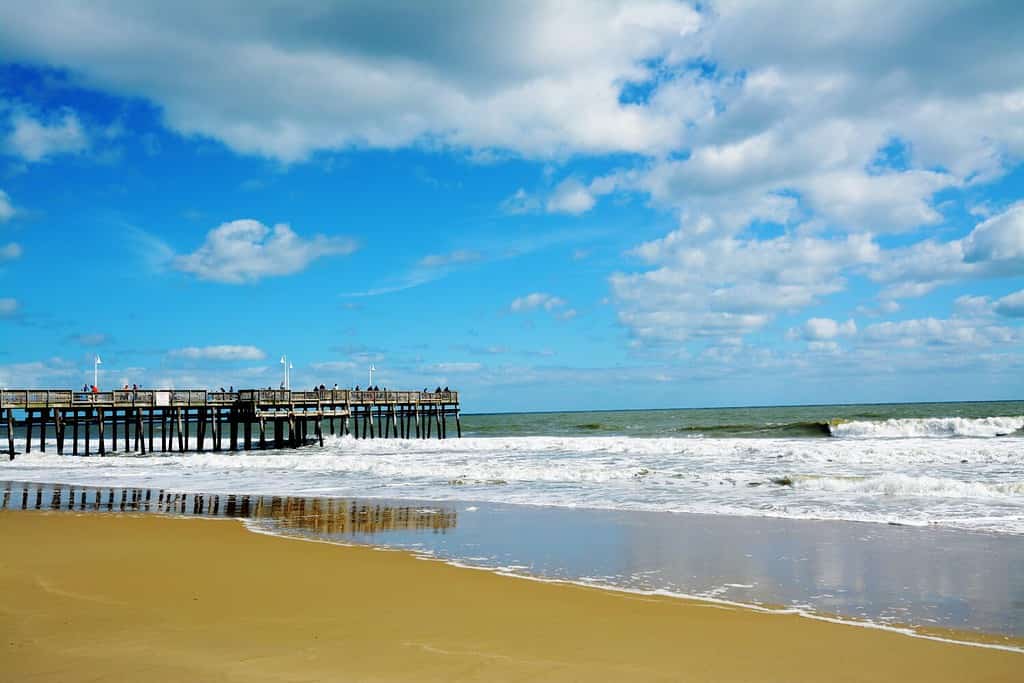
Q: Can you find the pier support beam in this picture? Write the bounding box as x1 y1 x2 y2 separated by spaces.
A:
98 409 106 456
6 409 14 460
56 410 65 454
40 408 49 452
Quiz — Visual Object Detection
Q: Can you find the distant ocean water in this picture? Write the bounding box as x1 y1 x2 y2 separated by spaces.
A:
5 400 1024 533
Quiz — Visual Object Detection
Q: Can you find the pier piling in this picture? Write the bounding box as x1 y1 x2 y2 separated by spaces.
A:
0 388 461 457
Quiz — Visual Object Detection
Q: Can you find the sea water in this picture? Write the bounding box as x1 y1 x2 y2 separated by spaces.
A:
4 400 1023 533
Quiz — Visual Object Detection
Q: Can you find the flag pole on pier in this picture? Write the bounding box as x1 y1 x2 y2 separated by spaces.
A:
93 355 102 389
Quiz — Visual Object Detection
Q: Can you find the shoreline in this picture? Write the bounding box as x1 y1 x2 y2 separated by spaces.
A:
2 510 1021 682
3 479 1023 649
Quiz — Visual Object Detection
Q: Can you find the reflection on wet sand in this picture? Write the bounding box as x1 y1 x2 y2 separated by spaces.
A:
0 480 456 535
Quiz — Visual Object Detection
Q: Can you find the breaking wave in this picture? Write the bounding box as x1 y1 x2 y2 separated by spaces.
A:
828 416 1024 439
784 473 1024 499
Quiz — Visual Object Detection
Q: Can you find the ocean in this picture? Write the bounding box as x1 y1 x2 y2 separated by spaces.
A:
3 399 1024 641
4 400 1023 533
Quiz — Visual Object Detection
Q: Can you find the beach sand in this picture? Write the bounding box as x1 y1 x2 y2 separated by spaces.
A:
1 511 1019 682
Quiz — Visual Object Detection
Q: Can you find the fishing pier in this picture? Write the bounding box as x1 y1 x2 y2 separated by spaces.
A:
1 388 461 459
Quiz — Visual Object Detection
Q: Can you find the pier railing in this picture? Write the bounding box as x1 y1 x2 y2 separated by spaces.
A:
0 388 459 409
2 387 462 457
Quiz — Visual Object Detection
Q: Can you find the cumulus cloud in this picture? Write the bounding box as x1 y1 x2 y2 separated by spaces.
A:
5 109 88 162
612 230 878 343
546 179 596 215
994 290 1024 318
168 345 266 361
0 2 702 162
0 242 22 261
510 292 567 313
870 203 1024 298
0 189 14 221
173 220 357 284
862 317 1018 348
800 318 857 341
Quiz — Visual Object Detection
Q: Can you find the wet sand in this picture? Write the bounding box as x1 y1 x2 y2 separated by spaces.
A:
1 512 1020 682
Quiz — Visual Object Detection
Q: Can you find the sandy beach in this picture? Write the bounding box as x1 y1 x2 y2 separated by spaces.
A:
2 511 1020 682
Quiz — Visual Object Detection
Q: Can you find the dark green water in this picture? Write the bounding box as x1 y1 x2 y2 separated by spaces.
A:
461 400 1024 438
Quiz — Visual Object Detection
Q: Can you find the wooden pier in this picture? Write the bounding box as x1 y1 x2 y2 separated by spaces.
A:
0 388 461 459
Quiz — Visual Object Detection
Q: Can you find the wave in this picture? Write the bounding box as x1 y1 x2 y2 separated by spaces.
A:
781 473 1024 499
676 421 832 437
828 416 1024 439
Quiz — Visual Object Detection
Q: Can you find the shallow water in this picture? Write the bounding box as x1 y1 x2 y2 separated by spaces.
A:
5 480 1022 643
6 429 1024 532
3 400 1023 643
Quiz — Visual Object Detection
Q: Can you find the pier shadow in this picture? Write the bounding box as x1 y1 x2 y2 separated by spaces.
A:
0 480 456 536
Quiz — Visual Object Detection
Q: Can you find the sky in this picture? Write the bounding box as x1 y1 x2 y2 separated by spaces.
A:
0 0 1021 413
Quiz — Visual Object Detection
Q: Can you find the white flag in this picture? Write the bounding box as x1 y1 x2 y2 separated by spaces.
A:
95 355 102 365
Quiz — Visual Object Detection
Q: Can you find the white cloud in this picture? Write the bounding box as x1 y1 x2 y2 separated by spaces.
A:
800 170 956 233
0 2 702 162
0 189 14 221
801 318 857 341
962 203 1024 265
510 292 568 313
995 290 1024 318
546 179 596 215
870 203 1024 298
418 250 481 268
174 220 357 284
168 345 266 361
0 357 79 387
6 109 88 162
612 231 878 343
0 297 17 316
0 242 21 261
862 317 1018 349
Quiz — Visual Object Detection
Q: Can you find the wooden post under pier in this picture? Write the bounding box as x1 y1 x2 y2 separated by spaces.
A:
0 387 461 459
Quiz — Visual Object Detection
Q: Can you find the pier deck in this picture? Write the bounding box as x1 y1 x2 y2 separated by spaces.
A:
1 388 461 459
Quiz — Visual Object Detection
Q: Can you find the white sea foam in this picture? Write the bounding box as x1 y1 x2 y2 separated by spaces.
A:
4 432 1024 533
830 416 1024 439
792 473 1024 499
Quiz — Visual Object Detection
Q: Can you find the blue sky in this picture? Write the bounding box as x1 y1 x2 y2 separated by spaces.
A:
0 1 1021 412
